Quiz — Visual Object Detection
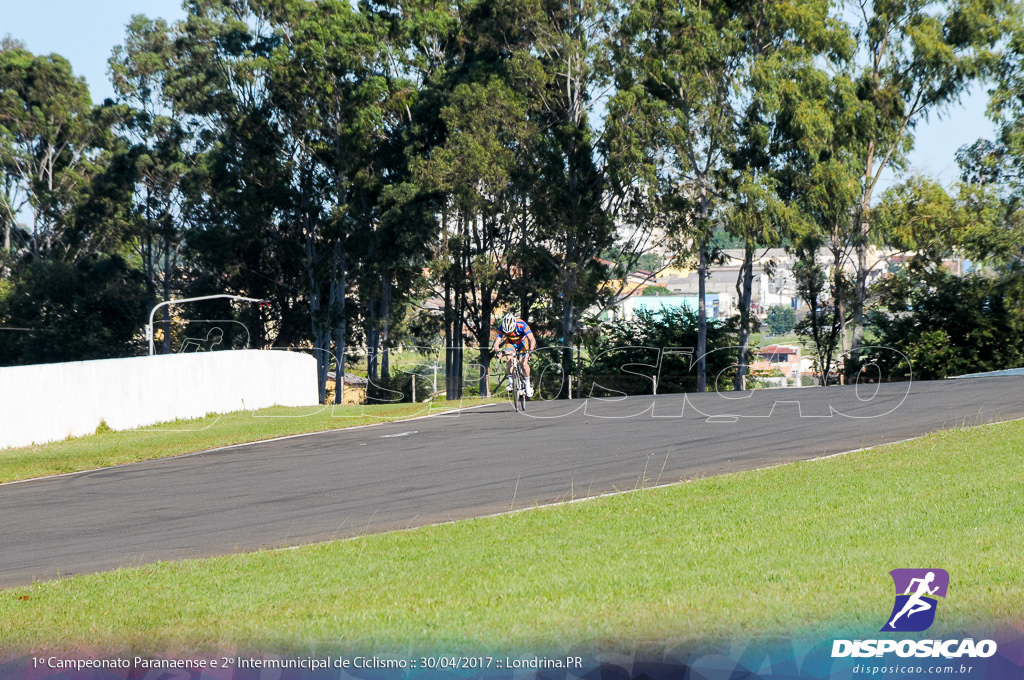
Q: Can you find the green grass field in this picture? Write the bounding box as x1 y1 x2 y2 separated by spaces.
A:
1 413 1021 657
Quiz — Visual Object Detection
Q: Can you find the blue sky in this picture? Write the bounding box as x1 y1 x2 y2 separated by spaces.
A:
0 0 999 191
2 0 186 101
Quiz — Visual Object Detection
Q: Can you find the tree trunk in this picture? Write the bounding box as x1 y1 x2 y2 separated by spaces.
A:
451 291 464 400
478 295 493 397
161 237 172 355
734 243 754 391
697 241 708 393
562 301 575 400
334 321 346 405
367 297 379 385
850 138 877 381
332 253 347 405
380 273 391 389
445 275 465 400
309 254 329 405
444 278 453 398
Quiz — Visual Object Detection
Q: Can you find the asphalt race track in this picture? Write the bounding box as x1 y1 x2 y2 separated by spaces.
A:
2 376 1023 587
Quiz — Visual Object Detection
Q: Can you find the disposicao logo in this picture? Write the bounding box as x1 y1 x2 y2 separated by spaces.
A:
881 568 949 632
831 568 998 660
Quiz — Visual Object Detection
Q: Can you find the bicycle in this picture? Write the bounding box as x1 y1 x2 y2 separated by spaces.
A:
506 350 530 412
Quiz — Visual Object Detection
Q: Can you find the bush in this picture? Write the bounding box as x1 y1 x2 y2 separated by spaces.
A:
765 305 796 335
584 307 740 393
0 255 149 366
868 262 1024 380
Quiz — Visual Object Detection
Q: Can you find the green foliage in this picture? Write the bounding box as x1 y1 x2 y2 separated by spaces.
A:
640 285 670 296
0 0 1022 380
108 13 192 347
0 43 102 262
764 305 797 335
0 254 149 366
792 257 845 384
868 261 1024 379
586 307 739 393
840 0 1015 359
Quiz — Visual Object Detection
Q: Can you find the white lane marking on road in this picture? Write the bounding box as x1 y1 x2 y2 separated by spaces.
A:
380 431 418 438
0 403 501 489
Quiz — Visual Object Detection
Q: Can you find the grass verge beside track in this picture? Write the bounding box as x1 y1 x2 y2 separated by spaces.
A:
1 418 1021 656
0 398 501 484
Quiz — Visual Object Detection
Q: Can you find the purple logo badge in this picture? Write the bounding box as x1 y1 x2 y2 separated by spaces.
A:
881 569 949 632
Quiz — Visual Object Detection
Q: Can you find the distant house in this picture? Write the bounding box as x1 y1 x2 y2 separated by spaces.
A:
602 293 726 322
627 269 658 284
326 372 368 404
595 245 902 326
750 344 813 388
757 346 802 372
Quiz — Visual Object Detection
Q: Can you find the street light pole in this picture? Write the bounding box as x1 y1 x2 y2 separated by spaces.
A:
147 294 267 355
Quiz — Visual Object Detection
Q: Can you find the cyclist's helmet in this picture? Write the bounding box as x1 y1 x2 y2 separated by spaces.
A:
501 312 517 334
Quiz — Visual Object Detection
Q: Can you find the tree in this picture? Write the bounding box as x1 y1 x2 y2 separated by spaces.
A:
525 0 618 398
586 307 739 394
869 260 1024 379
765 305 796 335
375 0 467 400
393 0 588 399
724 0 848 391
0 254 149 365
956 19 1024 271
842 0 1013 375
262 0 403 401
423 76 539 395
613 0 752 392
865 165 1024 381
151 0 321 368
600 65 683 337
0 41 152 367
110 14 192 354
793 255 844 385
873 176 963 263
0 37 29 259
0 45 100 263
773 53 864 384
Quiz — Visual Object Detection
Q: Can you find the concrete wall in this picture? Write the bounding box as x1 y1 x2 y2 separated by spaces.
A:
0 350 319 450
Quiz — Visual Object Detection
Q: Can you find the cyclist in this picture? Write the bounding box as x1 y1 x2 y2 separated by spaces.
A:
491 312 535 398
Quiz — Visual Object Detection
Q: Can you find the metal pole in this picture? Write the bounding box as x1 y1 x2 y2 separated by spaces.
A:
147 294 266 355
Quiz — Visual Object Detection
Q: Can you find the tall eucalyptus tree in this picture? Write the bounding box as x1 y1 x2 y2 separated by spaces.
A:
110 15 192 353
159 0 297 356
265 0 404 400
612 0 748 392
0 46 99 263
842 0 1013 374
527 0 618 397
725 0 849 389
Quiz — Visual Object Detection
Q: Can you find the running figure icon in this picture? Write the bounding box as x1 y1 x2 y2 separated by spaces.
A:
881 568 949 632
887 572 938 628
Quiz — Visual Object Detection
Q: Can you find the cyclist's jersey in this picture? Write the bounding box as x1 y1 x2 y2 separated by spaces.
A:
496 319 533 349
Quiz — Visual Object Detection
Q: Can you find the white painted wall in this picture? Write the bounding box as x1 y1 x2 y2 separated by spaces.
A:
0 350 318 450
